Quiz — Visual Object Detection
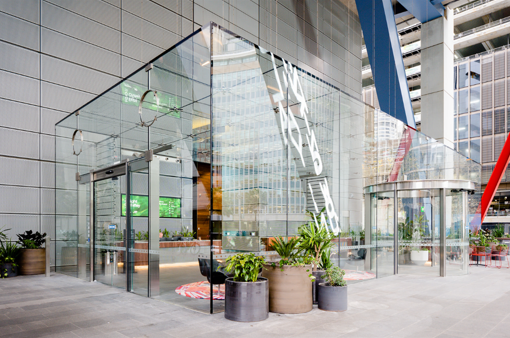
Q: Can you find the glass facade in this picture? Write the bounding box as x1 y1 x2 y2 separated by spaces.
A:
55 24 482 313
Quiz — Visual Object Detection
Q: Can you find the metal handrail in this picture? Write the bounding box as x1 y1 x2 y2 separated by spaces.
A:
453 0 494 15
455 16 510 40
455 44 510 64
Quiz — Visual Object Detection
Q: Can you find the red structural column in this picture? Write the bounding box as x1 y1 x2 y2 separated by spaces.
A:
481 132 510 223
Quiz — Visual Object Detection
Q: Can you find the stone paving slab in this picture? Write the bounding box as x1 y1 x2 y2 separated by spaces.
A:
2 267 510 337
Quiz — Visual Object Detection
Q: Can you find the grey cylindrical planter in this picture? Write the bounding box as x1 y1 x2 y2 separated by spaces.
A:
312 270 325 304
225 277 269 322
318 283 347 312
1 263 18 278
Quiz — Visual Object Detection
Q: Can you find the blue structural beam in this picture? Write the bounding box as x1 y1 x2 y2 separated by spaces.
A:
398 0 444 23
356 0 416 128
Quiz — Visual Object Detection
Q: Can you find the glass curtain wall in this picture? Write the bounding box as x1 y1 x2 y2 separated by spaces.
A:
56 23 482 314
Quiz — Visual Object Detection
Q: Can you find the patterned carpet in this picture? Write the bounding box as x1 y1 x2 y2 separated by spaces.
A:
175 281 225 300
344 269 376 281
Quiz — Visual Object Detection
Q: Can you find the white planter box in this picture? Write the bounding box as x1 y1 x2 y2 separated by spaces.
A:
410 250 428 265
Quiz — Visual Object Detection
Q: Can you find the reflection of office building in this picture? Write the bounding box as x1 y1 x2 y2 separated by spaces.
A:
362 1 510 227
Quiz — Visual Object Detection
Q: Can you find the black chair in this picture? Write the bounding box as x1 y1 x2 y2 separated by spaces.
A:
351 248 366 260
198 258 230 296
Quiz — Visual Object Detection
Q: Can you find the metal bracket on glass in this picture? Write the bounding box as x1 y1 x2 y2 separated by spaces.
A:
138 90 158 127
75 172 81 181
145 63 153 72
72 129 83 156
144 149 153 162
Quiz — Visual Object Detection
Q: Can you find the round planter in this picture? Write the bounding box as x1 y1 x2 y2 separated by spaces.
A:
1 262 18 278
312 270 325 305
410 250 428 265
318 283 347 311
225 277 268 322
19 248 45 275
261 264 312 314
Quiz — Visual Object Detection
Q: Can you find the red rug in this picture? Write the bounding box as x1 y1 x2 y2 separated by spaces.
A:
344 270 376 281
175 281 225 300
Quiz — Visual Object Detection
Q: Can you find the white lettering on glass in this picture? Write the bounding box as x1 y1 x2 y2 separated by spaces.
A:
270 53 340 235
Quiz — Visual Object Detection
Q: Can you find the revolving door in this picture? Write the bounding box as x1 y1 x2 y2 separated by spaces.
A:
366 180 474 277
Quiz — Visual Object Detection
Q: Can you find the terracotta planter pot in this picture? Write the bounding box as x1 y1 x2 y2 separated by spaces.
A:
19 248 46 275
261 264 312 314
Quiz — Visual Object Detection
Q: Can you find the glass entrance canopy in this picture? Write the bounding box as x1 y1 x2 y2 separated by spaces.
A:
55 23 481 313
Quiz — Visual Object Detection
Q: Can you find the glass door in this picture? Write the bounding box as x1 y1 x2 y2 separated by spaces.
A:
125 159 149 296
397 189 440 276
375 192 395 278
93 175 127 288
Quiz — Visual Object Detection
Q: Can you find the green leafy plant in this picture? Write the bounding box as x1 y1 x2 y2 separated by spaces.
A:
224 253 266 282
298 212 334 271
271 236 301 261
359 230 365 241
135 231 149 241
22 239 39 249
17 231 46 249
179 226 195 238
0 226 11 243
319 247 333 270
0 241 20 263
493 225 505 238
321 266 346 287
496 243 508 251
161 228 171 238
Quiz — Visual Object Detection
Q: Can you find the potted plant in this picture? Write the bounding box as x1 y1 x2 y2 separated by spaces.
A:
178 227 195 241
410 247 429 265
298 210 334 304
17 230 47 275
1 240 20 278
493 225 505 239
261 236 313 314
318 266 348 311
223 253 268 322
494 244 508 261
159 228 171 241
359 230 365 245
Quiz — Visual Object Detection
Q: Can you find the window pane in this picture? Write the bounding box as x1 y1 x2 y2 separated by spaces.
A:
482 111 493 136
459 63 468 88
454 91 457 115
459 89 468 114
470 86 480 112
494 108 505 134
459 141 469 158
454 66 458 89
470 60 480 85
471 139 480 163
470 113 480 137
454 118 457 141
458 115 468 139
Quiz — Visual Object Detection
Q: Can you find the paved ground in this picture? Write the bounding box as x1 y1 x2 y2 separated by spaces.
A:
1 266 510 338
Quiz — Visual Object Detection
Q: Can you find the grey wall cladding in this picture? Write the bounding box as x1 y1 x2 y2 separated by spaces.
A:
0 0 361 247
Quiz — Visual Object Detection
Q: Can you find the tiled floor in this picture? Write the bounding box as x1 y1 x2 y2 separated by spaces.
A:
1 266 510 337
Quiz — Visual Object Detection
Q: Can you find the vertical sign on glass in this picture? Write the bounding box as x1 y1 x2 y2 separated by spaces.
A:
270 53 340 235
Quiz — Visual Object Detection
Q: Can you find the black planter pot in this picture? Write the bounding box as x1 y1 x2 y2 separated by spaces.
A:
318 283 347 312
225 277 268 322
312 270 325 304
1 262 18 278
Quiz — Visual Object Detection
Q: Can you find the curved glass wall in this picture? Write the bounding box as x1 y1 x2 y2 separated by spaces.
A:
55 23 482 314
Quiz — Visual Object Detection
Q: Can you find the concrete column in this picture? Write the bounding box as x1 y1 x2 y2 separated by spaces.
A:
420 7 454 149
